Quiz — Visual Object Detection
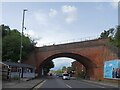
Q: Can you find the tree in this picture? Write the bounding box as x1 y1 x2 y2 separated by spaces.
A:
67 67 73 73
100 28 114 39
62 66 67 73
55 69 63 74
1 24 10 37
99 25 120 48
43 60 54 75
113 25 120 48
1 24 36 62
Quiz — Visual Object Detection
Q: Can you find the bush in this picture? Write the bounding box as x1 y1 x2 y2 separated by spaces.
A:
12 76 19 80
79 71 85 79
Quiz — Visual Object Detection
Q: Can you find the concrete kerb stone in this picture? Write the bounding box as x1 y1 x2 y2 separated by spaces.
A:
29 79 44 90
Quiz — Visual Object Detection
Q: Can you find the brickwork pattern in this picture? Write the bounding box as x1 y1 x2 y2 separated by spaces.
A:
23 39 119 80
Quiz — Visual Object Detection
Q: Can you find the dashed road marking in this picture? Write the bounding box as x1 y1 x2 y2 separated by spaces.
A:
66 84 72 88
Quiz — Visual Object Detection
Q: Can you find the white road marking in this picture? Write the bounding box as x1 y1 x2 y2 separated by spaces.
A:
34 80 47 89
66 84 72 88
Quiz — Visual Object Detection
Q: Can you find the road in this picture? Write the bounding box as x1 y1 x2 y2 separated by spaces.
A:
33 76 118 89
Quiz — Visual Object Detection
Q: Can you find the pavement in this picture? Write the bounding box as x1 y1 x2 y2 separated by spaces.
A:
70 77 119 88
2 78 44 90
77 78 119 88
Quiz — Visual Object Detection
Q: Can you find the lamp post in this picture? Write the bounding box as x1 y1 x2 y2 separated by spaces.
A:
20 9 28 63
19 9 28 82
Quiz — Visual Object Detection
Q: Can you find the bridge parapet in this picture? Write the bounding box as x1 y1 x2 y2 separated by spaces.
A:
40 35 99 46
36 38 109 52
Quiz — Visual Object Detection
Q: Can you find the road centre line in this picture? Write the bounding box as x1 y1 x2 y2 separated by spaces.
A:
66 84 72 88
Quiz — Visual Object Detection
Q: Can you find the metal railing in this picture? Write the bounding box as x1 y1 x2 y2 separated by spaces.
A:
39 35 100 47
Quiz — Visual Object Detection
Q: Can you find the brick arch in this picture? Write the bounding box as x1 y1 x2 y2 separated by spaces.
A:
38 52 97 80
39 52 97 68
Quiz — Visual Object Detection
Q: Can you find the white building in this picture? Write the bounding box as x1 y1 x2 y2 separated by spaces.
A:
1 61 35 80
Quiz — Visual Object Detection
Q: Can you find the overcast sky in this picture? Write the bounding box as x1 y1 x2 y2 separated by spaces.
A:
1 1 119 70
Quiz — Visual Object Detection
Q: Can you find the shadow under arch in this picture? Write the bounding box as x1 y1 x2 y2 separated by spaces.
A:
40 52 97 69
37 52 98 80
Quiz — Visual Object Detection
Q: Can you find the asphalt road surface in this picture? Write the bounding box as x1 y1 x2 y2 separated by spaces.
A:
34 76 118 89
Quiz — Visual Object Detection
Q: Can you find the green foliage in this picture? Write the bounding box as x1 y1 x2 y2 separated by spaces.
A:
1 24 36 62
62 66 67 72
12 75 19 80
43 60 54 75
113 25 120 48
54 66 73 74
54 69 63 74
79 71 86 79
100 25 120 48
100 28 114 39
1 25 11 37
67 66 73 73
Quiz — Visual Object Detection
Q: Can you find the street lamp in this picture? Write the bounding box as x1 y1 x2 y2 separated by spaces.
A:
19 9 28 82
19 9 28 63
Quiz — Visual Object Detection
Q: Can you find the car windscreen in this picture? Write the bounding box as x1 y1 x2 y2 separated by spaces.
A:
63 74 69 76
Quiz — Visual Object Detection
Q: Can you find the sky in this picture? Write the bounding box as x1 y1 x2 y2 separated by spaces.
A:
51 57 75 70
1 1 119 70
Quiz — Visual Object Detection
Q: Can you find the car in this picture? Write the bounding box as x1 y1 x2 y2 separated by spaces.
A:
58 74 63 77
49 73 52 76
62 73 70 80
56 74 62 77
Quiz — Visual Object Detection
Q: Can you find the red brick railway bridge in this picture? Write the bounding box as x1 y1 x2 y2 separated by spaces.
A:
23 38 120 80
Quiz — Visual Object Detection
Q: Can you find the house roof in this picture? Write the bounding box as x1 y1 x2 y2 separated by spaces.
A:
2 61 35 69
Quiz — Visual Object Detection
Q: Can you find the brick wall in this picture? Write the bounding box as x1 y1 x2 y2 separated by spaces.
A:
72 61 86 77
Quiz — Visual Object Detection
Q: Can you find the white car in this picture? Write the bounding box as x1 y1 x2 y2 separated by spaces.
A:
62 73 70 80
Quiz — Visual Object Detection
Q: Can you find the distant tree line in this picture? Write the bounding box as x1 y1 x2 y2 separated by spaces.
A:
100 25 120 48
53 66 73 74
